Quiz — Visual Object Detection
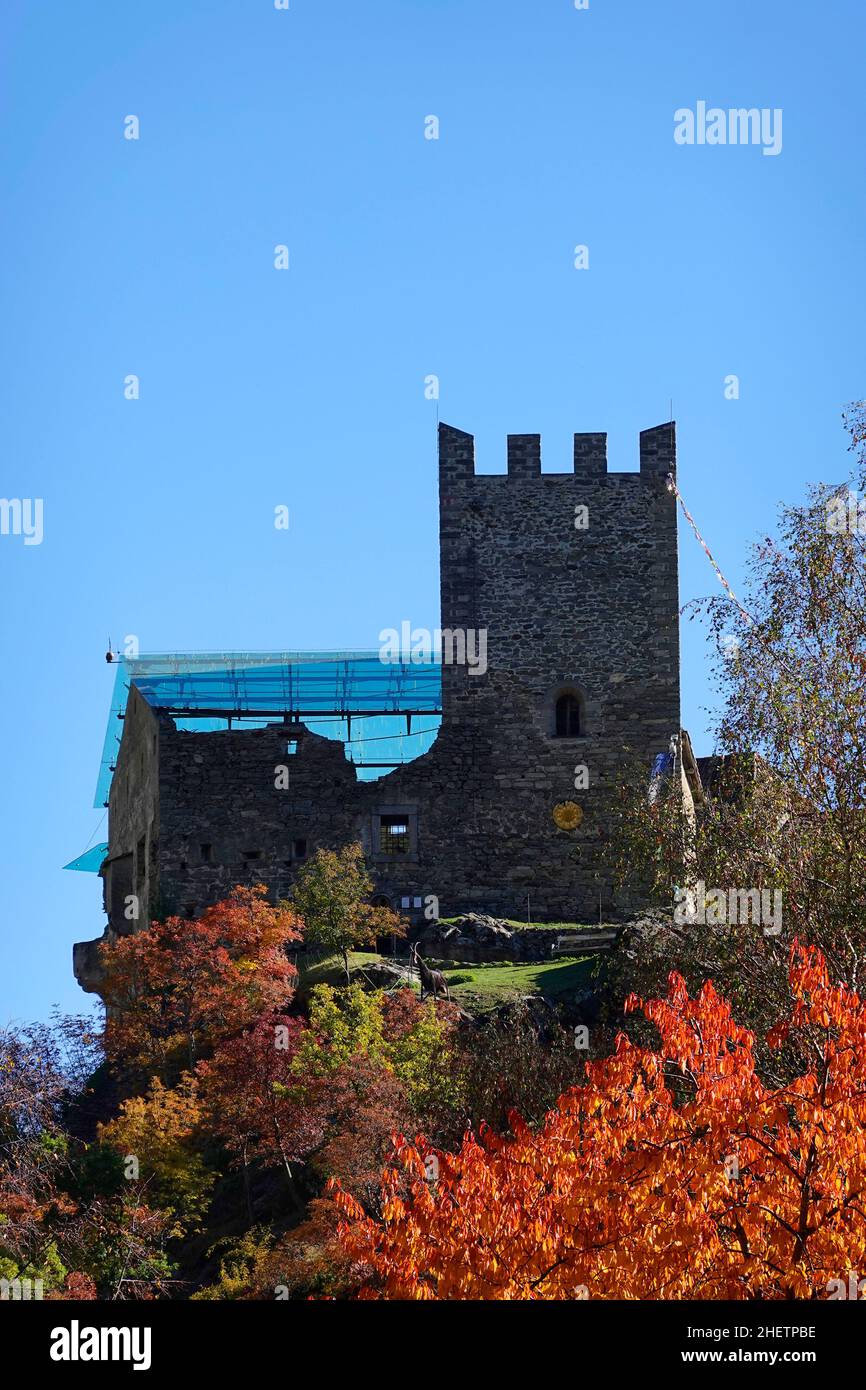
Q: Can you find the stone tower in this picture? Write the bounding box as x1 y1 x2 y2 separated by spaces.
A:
422 420 681 919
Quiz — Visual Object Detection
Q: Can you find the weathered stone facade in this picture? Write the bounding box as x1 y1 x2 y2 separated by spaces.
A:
73 422 680 992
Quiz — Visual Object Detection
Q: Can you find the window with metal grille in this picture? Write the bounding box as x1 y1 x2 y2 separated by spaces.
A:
379 815 410 855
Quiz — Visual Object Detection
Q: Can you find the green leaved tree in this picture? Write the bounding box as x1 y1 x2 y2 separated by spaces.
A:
292 843 405 983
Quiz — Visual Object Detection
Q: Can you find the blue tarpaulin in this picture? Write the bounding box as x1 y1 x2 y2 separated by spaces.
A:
63 843 109 873
68 652 444 872
94 652 443 805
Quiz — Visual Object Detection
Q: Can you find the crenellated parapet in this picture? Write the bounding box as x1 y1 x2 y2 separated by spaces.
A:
438 421 677 482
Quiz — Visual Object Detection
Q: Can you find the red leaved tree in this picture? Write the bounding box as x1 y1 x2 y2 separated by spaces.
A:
100 885 301 1079
196 1016 321 1215
334 944 866 1300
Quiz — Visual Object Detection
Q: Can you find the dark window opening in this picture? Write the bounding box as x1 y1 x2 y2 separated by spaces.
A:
185 904 196 919
242 849 262 862
380 815 410 856
555 694 581 738
107 853 133 931
292 838 307 860
200 843 213 862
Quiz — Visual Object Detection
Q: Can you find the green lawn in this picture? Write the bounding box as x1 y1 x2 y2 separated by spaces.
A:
293 950 386 996
293 949 598 1014
440 956 596 1011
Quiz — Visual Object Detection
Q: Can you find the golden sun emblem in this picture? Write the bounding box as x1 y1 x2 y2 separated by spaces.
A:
552 801 583 831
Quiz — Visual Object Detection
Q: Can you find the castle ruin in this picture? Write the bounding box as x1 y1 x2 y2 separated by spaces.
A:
73 421 682 992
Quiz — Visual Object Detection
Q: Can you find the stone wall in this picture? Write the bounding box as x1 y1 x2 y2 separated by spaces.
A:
102 687 161 935
156 719 361 919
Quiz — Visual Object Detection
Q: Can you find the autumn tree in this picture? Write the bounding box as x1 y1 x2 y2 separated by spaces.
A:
196 1049 411 1302
292 844 404 983
97 1074 214 1234
192 985 459 1299
294 983 459 1122
196 986 457 1222
602 755 808 1080
0 1015 163 1300
603 405 866 1073
58 1197 177 1300
196 1017 321 1219
335 945 866 1300
0 1021 78 1289
100 885 301 1079
441 1003 588 1146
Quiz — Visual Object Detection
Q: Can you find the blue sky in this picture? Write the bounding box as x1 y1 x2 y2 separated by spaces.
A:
1 0 863 1022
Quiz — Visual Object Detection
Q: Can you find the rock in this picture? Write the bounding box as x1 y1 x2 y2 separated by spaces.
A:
416 913 517 962
349 959 416 991
413 912 621 965
72 935 108 995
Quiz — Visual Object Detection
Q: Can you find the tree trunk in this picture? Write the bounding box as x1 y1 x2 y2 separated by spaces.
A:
242 1145 254 1225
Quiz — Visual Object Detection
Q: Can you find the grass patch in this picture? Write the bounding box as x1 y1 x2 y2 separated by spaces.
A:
441 956 595 1011
294 950 386 996
293 952 599 1013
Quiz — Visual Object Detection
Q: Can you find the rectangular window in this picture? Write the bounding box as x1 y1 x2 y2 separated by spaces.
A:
286 740 298 756
293 838 307 859
380 815 410 856
242 849 262 862
401 896 410 909
200 843 212 863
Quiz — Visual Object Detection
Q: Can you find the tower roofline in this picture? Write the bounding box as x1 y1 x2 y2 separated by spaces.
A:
438 420 676 480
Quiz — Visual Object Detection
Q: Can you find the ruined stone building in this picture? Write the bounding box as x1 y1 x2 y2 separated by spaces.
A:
73 421 682 993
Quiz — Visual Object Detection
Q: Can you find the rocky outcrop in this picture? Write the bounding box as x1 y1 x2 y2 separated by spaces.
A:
72 933 110 995
418 914 516 960
348 958 417 991
415 914 618 962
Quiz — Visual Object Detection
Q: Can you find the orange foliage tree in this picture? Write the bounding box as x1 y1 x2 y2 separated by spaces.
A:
100 885 301 1078
335 944 866 1300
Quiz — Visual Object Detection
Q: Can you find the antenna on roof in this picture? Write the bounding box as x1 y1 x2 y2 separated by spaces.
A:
105 637 115 664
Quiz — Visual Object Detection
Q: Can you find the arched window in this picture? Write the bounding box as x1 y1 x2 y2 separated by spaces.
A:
555 693 581 738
